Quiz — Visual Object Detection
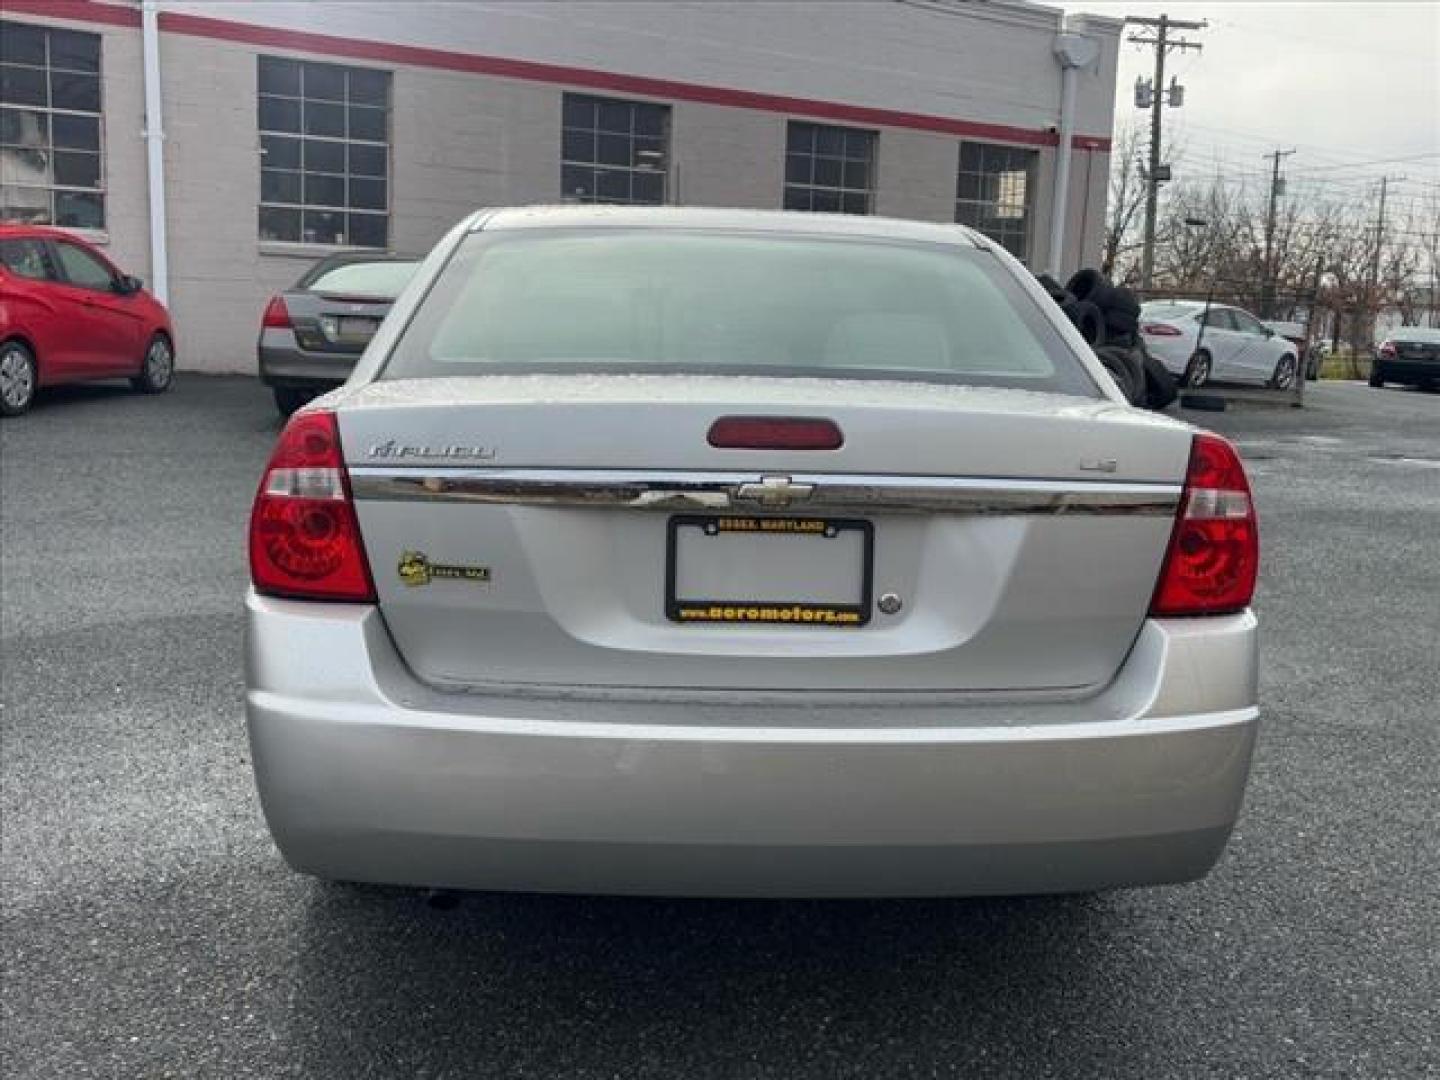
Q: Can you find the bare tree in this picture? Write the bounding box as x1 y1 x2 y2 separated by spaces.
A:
1100 144 1426 348
1146 175 1252 298
1417 187 1440 328
1101 122 1147 281
1381 205 1421 329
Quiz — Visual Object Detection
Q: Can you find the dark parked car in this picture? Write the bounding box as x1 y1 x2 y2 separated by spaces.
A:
1 224 175 417
1371 327 1440 390
257 252 419 416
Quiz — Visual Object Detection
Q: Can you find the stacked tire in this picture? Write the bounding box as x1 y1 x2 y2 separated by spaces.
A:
1034 268 1175 411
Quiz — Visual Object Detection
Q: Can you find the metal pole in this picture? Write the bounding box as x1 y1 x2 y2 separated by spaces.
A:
140 0 169 304
1046 31 1099 277
1139 16 1167 291
1048 61 1079 277
1367 176 1389 347
1296 256 1324 407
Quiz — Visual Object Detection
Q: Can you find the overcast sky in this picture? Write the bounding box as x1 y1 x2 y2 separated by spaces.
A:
1063 1 1439 217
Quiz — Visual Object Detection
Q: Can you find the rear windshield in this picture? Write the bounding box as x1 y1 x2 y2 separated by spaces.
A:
302 259 418 298
1392 327 1440 343
382 230 1099 396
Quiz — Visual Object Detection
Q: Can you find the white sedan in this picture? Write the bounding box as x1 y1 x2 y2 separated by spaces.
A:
1142 300 1300 388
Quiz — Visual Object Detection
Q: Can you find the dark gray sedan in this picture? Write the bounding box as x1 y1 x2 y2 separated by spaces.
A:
257 252 419 416
1371 326 1440 390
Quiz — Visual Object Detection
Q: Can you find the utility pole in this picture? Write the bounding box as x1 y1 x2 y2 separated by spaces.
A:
1128 14 1205 292
1368 176 1390 293
1261 148 1295 318
1367 176 1404 346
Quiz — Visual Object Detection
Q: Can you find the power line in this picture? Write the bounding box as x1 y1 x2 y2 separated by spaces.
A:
1112 117 1440 181
1290 153 1440 175
1139 136 1440 195
1166 119 1431 167
1207 15 1435 65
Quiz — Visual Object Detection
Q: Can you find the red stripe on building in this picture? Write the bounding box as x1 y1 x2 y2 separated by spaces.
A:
3 0 139 28
8 0 1113 151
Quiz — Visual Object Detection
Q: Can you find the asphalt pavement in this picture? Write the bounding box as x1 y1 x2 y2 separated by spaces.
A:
2 377 1437 1079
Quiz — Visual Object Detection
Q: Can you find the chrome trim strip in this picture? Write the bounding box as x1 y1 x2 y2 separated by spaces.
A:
348 468 1181 516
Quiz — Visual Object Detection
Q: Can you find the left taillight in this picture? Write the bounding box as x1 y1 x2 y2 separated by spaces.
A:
1377 341 1397 359
261 295 292 329
1149 432 1258 617
248 409 376 602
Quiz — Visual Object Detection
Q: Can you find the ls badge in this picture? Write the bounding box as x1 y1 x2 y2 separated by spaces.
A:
398 551 491 587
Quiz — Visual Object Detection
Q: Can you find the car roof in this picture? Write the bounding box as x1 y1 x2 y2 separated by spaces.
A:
472 204 987 248
307 250 420 269
0 223 97 244
293 250 423 292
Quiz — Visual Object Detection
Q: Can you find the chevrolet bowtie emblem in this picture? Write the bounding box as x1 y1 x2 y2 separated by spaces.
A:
733 475 814 509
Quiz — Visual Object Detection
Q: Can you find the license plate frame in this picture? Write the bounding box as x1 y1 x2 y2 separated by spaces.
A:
664 515 873 627
332 315 380 344
324 315 383 344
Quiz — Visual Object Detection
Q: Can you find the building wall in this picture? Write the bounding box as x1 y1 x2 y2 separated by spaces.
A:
670 104 786 212
4 0 1122 374
160 0 1117 138
93 25 151 286
873 129 962 224
161 31 283 370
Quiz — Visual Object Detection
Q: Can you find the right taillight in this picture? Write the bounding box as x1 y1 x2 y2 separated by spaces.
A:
1141 322 1183 337
248 409 376 602
1150 433 1258 617
261 295 292 329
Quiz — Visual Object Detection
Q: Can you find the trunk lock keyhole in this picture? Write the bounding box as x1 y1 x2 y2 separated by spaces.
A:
877 593 903 616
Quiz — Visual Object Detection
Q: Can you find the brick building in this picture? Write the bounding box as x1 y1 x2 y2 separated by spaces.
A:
1 0 1122 372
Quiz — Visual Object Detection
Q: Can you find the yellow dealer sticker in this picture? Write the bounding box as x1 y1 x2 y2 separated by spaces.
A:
398 551 490 587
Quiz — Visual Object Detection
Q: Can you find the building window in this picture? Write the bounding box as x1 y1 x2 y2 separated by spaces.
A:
561 94 669 205
0 20 104 229
955 142 1037 260
783 122 874 215
257 56 391 247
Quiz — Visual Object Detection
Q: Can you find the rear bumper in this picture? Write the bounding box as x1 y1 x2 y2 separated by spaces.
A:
1375 358 1440 384
257 328 358 387
245 594 1259 897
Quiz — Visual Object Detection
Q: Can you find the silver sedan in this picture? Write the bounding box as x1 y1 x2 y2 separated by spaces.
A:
245 206 1259 897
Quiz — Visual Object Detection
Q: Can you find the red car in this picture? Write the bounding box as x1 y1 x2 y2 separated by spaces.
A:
0 224 175 416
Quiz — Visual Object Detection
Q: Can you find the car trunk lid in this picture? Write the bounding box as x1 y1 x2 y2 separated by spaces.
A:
285 291 394 355
336 375 1192 694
